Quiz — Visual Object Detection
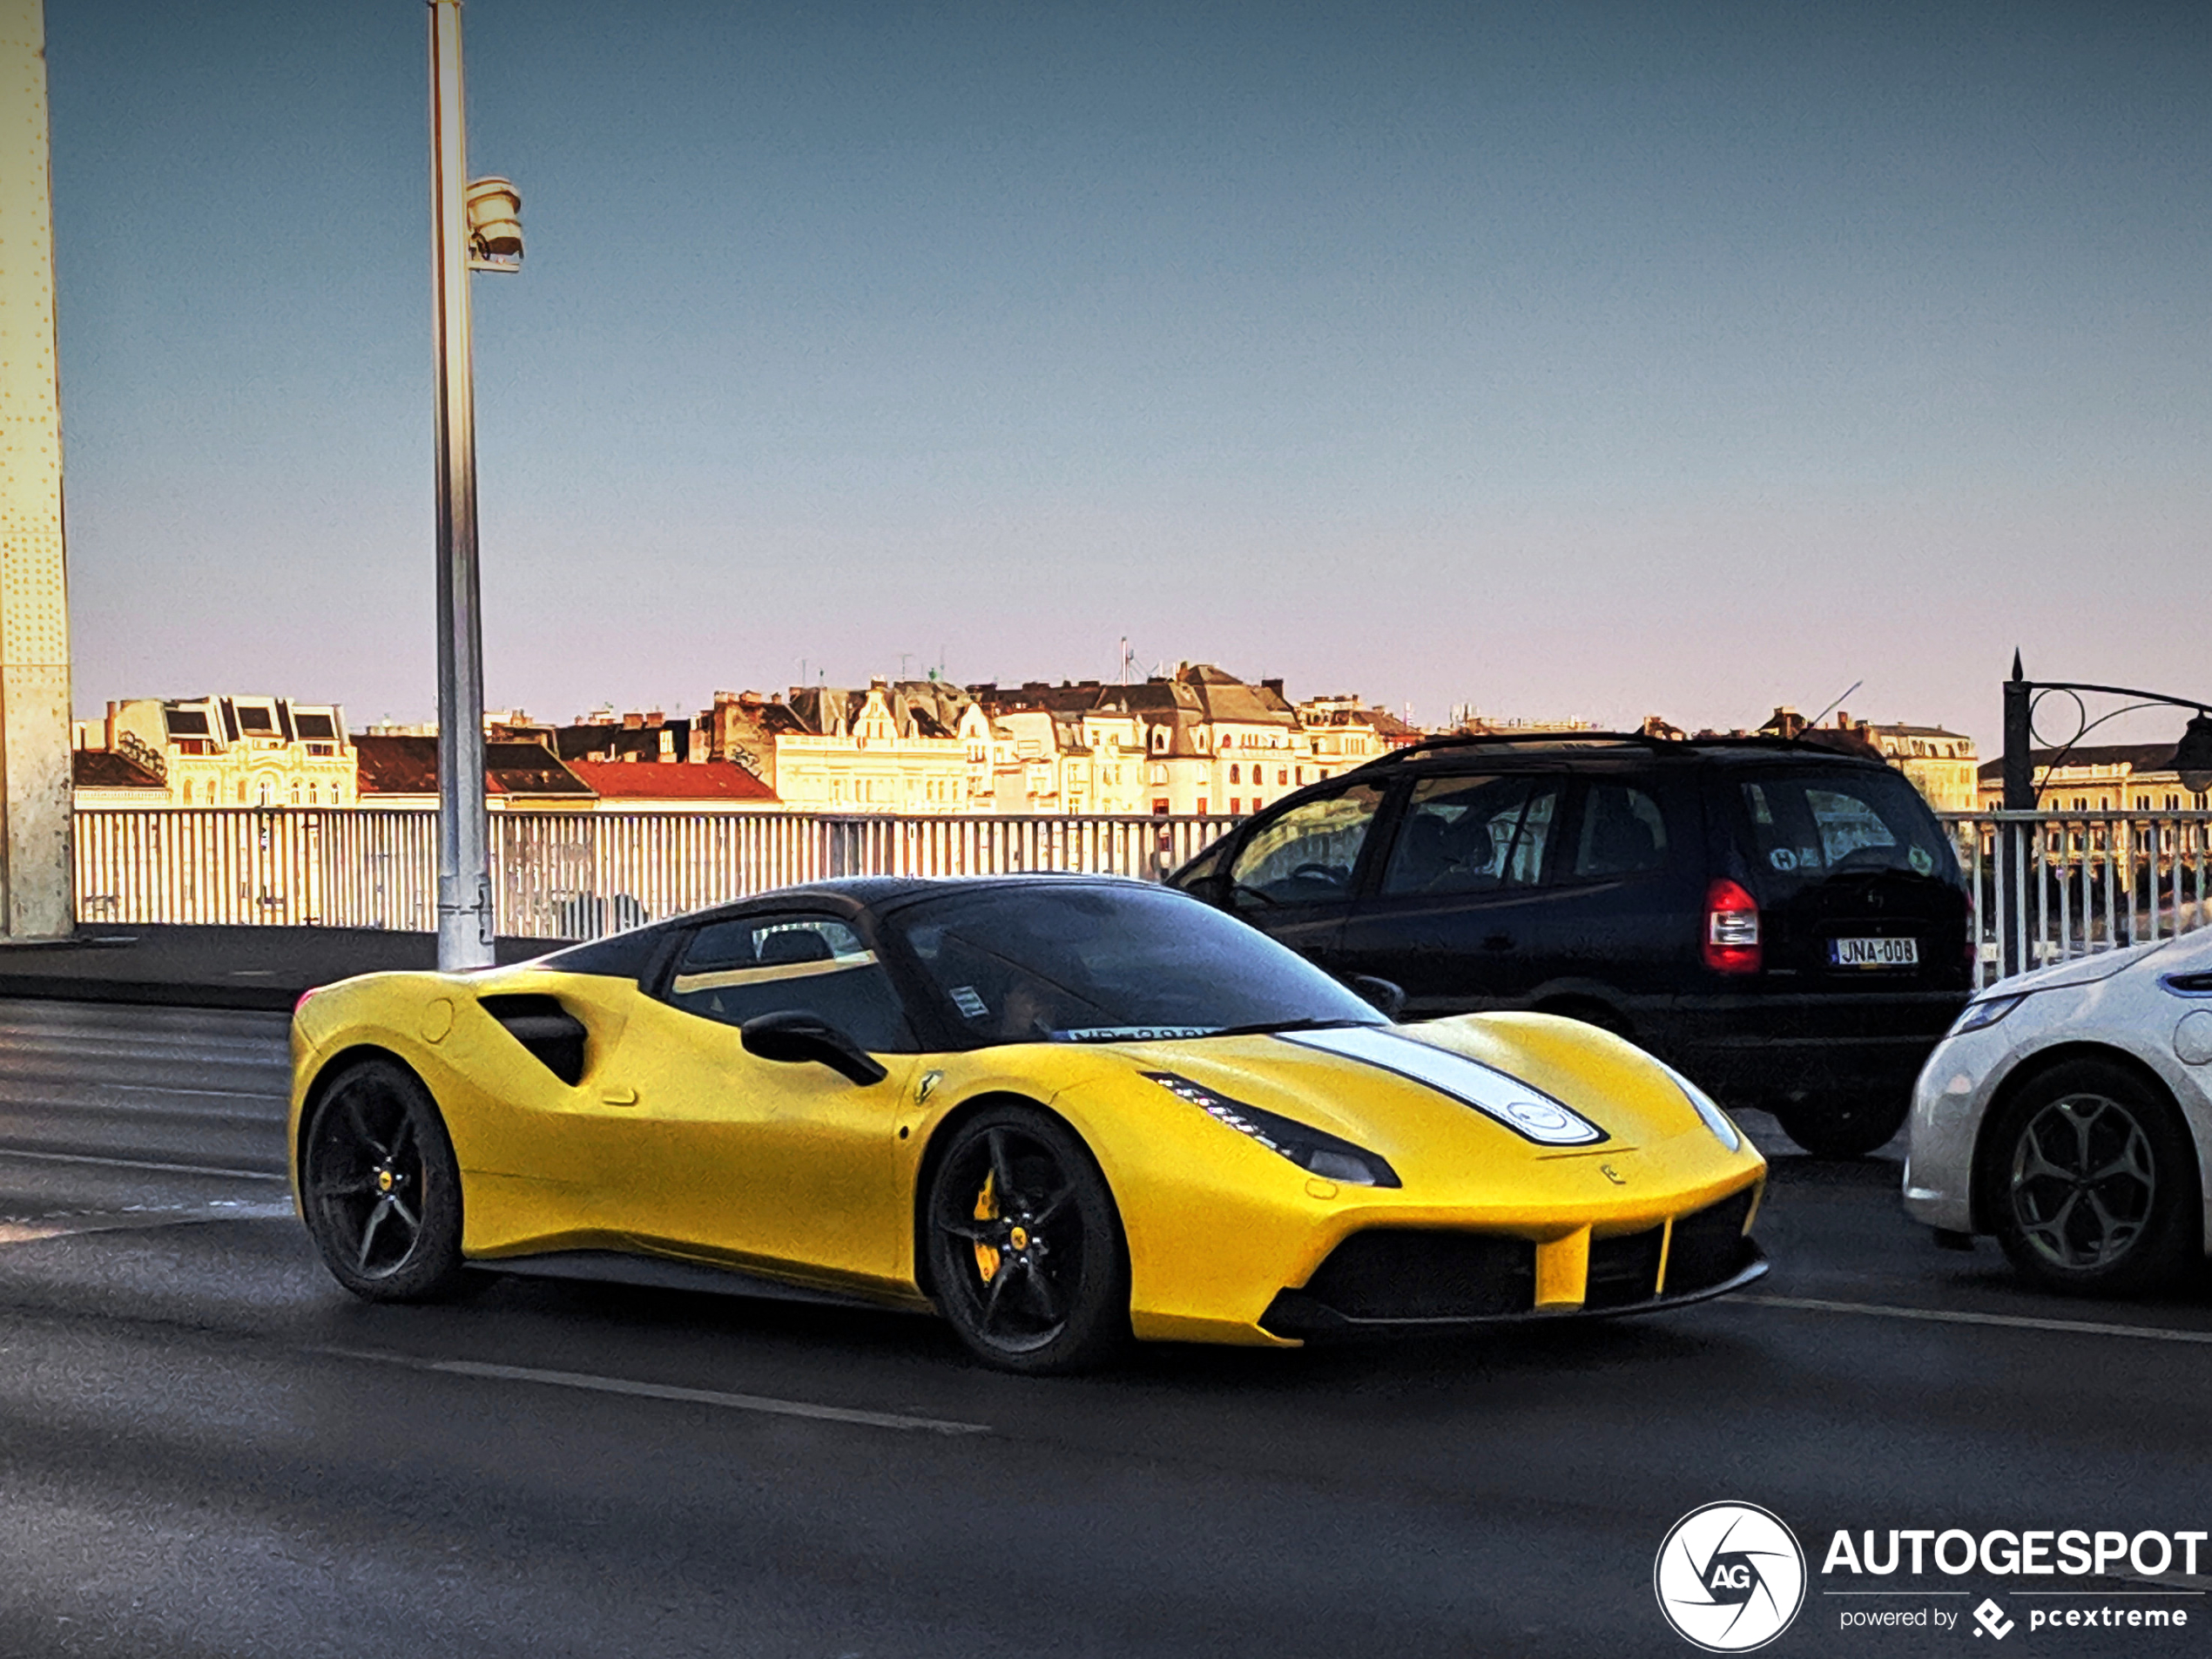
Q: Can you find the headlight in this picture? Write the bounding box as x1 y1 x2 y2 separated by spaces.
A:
1144 1072 1401 1188
1658 1062 1740 1152
1950 992 2027 1036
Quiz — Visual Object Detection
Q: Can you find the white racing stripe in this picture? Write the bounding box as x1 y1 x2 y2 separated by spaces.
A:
1740 1293 2212 1346
314 1346 993 1436
1278 1025 1604 1145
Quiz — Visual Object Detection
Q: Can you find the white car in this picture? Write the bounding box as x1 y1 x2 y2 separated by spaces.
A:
1905 929 2212 1295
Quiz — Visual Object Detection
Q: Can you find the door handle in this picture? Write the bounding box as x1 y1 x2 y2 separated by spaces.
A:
601 1085 639 1107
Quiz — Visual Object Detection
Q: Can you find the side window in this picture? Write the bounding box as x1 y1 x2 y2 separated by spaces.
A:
666 914 912 1052
1381 775 1561 897
1571 782 1671 880
1228 783 1385 907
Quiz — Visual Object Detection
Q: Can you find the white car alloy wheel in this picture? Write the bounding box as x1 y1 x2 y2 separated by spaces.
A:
2008 1093 2157 1271
1986 1059 2199 1297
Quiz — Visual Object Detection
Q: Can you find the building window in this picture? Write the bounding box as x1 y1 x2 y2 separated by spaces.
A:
1229 764 1240 784
1229 798 1241 815
1278 767 1289 786
1152 798 1170 815
1197 799 1210 816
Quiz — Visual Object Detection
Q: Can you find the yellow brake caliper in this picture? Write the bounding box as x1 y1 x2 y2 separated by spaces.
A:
973 1170 1002 1283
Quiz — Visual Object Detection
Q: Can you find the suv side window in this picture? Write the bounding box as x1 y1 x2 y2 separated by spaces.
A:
1571 780 1672 880
1230 782 1386 907
1380 774 1561 897
666 914 912 1051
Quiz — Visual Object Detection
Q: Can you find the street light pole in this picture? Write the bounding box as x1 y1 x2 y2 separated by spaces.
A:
428 0 491 970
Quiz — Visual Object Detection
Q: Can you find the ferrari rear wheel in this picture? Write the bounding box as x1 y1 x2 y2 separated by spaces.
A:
925 1105 1130 1375
301 1057 467 1303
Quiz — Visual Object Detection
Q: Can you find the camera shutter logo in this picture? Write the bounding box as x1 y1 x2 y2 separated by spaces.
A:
1654 1501 1806 1651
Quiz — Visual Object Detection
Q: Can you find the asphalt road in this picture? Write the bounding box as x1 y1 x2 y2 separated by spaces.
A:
0 998 2208 1658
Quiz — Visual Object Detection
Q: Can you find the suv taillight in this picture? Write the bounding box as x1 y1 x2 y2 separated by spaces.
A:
1703 878 1762 974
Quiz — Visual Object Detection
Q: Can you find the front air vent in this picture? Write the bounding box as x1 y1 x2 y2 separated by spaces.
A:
1663 1188 1757 1296
479 994 587 1085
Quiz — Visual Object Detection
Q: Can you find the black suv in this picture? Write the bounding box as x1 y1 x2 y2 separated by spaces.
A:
1167 733 1972 1157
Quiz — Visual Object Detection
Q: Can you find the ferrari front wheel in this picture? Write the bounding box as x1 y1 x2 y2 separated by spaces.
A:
300 1057 468 1303
924 1105 1130 1375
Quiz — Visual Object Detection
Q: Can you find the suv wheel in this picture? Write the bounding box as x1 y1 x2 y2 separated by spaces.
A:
1772 1094 1910 1160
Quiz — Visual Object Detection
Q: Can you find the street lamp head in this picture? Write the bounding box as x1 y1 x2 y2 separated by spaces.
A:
2175 712 2212 795
465 177 523 266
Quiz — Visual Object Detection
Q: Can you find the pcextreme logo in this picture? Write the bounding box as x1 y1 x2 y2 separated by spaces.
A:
1656 1501 1809 1652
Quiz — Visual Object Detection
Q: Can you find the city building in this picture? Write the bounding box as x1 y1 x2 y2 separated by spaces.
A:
1977 743 2211 814
76 696 358 808
772 681 972 813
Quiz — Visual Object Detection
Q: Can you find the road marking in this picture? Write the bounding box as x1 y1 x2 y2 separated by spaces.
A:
1741 1293 2212 1346
0 1201 295 1246
0 1147 287 1182
315 1347 993 1436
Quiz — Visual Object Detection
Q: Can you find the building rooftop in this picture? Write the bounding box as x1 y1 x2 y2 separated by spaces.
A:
564 760 778 802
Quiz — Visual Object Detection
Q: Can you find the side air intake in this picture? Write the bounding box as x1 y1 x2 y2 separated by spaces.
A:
479 994 587 1085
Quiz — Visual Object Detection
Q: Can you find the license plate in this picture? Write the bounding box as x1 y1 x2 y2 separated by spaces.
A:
1830 936 1918 968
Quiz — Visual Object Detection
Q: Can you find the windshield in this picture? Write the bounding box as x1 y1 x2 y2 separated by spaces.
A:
1736 768 1959 894
884 882 1384 1047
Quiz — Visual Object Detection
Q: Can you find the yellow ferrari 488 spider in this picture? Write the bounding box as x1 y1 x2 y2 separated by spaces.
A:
290 876 1766 1372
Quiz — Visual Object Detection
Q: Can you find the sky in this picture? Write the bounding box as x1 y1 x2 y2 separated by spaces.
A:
46 0 2212 747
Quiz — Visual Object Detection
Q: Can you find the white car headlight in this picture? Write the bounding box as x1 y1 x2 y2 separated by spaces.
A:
1950 992 2027 1036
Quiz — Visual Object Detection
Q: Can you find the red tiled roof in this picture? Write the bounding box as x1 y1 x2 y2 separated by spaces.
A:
73 751 165 790
354 734 593 797
565 760 778 802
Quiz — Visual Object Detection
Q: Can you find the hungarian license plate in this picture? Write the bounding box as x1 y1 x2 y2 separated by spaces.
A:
1830 936 1918 968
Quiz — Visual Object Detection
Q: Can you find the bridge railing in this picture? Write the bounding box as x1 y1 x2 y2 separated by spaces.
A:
74 806 2212 985
72 808 1238 939
1939 810 2212 989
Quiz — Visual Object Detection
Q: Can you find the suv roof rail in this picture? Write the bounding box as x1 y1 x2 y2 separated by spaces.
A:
1352 732 1676 769
1350 730 1867 771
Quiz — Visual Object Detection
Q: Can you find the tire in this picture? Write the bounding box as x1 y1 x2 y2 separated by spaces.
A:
923 1104 1130 1375
1984 1059 2200 1298
300 1057 469 1302
1772 1094 1911 1160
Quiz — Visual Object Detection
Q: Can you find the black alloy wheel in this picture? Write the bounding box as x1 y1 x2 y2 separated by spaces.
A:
1772 1094 1912 1161
301 1058 468 1302
1986 1059 2198 1297
924 1105 1130 1375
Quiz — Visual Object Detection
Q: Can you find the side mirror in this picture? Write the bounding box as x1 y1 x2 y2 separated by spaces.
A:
739 1010 888 1086
1346 975 1406 1022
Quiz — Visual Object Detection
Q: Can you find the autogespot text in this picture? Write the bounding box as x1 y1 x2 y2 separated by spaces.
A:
1822 1527 2208 1579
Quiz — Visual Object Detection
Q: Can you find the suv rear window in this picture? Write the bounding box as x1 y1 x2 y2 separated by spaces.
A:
1736 770 1957 894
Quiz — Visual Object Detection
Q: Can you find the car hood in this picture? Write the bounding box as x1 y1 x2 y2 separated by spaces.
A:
1992 937 2178 997
1081 1015 1720 1159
